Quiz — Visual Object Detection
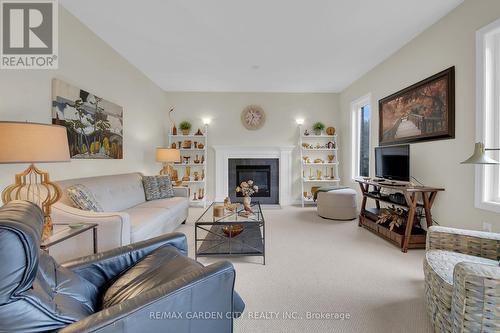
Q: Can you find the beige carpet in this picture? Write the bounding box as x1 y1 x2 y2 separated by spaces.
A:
177 206 432 333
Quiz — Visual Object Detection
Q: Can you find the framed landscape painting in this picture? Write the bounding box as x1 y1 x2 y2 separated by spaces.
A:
52 79 123 159
378 67 455 146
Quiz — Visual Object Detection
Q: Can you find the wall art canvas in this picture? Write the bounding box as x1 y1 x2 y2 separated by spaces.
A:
378 67 455 145
52 79 123 159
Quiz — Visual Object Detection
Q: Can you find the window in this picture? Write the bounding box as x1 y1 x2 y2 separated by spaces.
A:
351 94 371 178
476 18 500 212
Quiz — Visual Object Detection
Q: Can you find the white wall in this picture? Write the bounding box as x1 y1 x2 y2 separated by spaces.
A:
0 6 169 191
339 0 500 231
165 92 339 202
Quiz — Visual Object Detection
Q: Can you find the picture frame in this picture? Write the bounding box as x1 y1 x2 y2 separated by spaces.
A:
378 66 455 146
51 79 124 159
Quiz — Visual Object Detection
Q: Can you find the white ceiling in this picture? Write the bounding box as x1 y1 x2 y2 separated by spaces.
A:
61 0 463 93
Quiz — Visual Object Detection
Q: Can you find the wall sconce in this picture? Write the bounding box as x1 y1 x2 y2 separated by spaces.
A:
295 118 304 126
202 118 211 126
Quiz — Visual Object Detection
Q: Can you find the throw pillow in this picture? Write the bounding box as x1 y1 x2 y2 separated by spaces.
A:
66 184 104 212
142 176 161 201
157 175 174 198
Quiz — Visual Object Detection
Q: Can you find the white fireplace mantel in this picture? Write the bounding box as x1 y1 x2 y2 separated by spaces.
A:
212 145 295 206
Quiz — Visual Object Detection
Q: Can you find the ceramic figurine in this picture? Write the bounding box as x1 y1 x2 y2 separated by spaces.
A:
169 107 177 135
195 128 203 136
304 129 310 136
193 192 198 200
182 166 191 181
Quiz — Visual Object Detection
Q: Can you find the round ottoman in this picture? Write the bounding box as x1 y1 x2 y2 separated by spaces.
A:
317 188 357 220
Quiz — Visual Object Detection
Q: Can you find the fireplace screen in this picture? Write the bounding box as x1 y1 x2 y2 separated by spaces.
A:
228 158 279 204
236 165 271 197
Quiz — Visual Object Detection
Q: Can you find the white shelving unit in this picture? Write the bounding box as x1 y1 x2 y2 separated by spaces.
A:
168 124 208 207
298 125 340 207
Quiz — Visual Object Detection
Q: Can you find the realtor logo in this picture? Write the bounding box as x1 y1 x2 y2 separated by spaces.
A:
1 0 58 69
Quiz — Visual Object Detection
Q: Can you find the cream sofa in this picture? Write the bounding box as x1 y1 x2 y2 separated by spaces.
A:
51 173 189 259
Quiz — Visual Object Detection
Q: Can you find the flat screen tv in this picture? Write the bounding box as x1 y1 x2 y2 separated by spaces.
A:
375 144 410 182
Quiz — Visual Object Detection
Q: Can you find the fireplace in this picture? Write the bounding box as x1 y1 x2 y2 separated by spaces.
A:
228 158 279 205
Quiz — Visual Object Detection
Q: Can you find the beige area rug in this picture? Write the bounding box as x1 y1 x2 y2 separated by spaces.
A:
177 206 432 333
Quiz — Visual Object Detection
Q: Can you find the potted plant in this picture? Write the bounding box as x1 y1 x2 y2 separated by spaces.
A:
179 121 192 135
312 122 325 135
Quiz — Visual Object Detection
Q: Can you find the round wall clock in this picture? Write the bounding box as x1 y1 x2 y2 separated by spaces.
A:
241 105 266 130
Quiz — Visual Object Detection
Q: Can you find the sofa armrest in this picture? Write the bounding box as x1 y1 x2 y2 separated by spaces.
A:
173 186 189 198
52 203 131 251
61 232 187 290
451 262 500 332
426 226 500 260
59 261 240 333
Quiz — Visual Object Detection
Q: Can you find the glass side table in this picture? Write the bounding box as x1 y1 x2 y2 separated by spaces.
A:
41 223 98 254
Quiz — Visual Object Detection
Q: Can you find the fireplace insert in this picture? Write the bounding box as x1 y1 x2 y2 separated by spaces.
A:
228 158 279 204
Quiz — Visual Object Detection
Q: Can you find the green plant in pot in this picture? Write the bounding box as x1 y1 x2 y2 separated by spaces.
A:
312 122 325 135
179 121 192 135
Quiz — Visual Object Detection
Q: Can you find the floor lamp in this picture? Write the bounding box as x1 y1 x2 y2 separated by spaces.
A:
0 122 70 239
461 142 500 164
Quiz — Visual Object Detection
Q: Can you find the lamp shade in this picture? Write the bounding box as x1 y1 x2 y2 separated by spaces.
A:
156 148 180 163
0 122 70 164
461 142 500 165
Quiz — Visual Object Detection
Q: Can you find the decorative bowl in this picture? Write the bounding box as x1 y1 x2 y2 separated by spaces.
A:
222 224 244 237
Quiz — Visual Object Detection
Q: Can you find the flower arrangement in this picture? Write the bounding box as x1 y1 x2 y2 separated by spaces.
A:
236 180 259 197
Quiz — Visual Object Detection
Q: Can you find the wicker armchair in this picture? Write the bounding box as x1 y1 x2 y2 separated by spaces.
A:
424 226 500 332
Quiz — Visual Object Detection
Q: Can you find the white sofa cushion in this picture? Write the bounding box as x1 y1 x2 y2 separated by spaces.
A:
135 197 189 216
127 197 189 242
57 173 146 212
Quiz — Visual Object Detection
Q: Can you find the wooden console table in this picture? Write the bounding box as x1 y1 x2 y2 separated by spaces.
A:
355 178 444 253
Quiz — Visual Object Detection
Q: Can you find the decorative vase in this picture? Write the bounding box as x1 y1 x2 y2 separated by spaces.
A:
172 124 177 135
243 195 252 210
314 129 322 135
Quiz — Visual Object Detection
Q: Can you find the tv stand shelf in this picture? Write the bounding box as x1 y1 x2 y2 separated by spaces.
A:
355 178 444 252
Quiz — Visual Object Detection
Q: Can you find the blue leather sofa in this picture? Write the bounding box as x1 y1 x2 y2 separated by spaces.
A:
0 201 244 332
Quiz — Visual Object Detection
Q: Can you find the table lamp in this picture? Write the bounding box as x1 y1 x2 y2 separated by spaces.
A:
156 147 180 176
461 142 500 164
0 121 70 239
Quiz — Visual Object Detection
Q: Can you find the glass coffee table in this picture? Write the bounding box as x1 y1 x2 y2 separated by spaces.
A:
195 201 265 265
